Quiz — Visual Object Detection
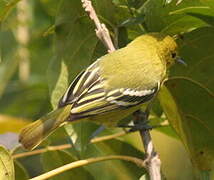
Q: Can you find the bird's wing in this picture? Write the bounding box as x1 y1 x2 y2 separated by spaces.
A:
58 61 158 119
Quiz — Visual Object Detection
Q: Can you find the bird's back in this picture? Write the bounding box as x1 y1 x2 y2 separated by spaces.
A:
99 37 167 92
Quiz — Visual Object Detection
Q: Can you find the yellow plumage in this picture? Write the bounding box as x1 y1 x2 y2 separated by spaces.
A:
100 34 177 90
19 33 179 150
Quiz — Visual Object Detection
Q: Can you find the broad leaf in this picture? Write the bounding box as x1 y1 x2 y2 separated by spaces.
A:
42 150 93 180
64 122 99 154
141 0 213 35
82 138 146 180
0 146 14 180
159 27 214 170
0 0 20 22
14 160 29 180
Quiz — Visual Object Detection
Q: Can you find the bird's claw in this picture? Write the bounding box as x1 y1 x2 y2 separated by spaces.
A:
118 120 153 132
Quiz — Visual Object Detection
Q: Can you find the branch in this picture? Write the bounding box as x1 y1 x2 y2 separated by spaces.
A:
29 155 145 180
13 131 127 159
81 0 115 52
133 110 161 180
82 1 161 179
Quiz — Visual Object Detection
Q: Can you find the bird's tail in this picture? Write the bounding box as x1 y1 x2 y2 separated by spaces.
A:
19 105 72 150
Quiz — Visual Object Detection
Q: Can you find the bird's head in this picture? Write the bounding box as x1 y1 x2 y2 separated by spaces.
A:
129 33 186 68
156 34 186 68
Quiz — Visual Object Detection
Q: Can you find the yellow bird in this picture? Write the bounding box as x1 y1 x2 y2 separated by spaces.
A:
19 33 182 150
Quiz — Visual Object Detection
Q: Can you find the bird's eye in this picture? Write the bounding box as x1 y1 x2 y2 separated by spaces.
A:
171 52 177 58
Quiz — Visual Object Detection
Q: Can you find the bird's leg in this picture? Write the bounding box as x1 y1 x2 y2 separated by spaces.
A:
118 101 154 132
118 120 152 132
117 109 152 132
132 102 153 131
132 106 161 180
133 110 152 132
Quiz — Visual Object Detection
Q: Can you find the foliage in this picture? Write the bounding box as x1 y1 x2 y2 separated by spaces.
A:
0 0 213 179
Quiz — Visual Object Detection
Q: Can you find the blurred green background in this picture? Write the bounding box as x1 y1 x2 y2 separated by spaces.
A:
0 0 214 179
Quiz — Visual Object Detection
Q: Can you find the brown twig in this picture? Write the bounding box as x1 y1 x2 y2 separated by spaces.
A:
13 131 127 159
81 0 115 53
29 155 145 180
133 110 161 180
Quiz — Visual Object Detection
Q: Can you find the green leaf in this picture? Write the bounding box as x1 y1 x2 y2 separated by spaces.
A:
141 0 213 35
113 0 146 9
64 122 99 154
161 15 209 35
187 12 214 27
48 0 99 108
171 27 214 91
156 125 179 139
158 27 214 170
49 59 69 109
139 174 147 180
48 0 119 107
0 83 51 119
151 98 163 117
117 27 128 48
92 0 117 26
0 0 21 22
169 6 212 15
159 81 214 170
168 4 214 27
14 160 29 180
41 150 93 180
120 15 145 27
82 138 146 180
0 46 19 99
0 146 14 180
0 1 53 118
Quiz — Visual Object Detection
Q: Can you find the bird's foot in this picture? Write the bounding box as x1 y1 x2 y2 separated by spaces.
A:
118 120 152 132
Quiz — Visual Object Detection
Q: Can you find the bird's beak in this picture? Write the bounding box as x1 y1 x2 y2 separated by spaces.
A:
176 57 187 66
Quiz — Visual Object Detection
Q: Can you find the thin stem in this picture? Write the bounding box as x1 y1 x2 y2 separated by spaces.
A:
81 0 116 53
13 131 127 159
133 110 161 180
29 155 145 180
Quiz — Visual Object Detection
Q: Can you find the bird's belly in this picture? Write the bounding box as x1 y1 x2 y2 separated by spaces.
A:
88 103 146 127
